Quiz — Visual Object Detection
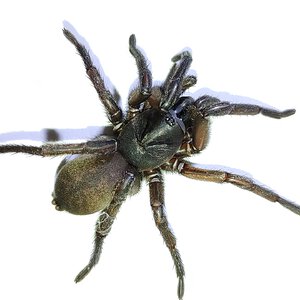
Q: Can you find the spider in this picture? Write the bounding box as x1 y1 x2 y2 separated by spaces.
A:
0 28 298 300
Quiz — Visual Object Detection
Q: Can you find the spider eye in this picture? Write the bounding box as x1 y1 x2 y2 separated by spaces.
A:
165 114 176 126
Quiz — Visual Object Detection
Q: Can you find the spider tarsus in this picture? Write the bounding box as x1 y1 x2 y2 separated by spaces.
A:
62 28 78 48
283 108 296 116
182 75 197 91
74 265 91 283
277 198 300 216
177 277 185 300
128 33 152 108
261 108 296 119
129 34 136 47
63 28 93 71
0 145 42 155
171 51 191 63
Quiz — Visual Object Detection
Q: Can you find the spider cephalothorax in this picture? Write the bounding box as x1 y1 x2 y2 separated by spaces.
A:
0 28 298 300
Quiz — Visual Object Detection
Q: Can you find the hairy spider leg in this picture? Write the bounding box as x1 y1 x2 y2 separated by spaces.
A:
75 171 136 282
161 51 192 111
168 160 300 216
62 29 123 128
0 137 117 156
196 95 296 118
128 34 152 108
181 75 197 93
146 169 185 300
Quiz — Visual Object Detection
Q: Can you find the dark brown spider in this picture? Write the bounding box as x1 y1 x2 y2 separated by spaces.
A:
0 28 298 300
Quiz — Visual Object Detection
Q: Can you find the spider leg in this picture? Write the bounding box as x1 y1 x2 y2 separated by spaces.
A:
196 95 296 118
182 75 197 93
128 34 152 108
161 51 193 111
75 171 135 283
167 159 300 216
0 137 116 156
146 169 185 300
63 29 123 127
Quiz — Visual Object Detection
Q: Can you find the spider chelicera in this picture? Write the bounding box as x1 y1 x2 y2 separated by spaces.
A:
0 28 298 300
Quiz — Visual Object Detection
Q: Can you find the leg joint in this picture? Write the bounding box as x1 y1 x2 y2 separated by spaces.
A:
96 212 114 236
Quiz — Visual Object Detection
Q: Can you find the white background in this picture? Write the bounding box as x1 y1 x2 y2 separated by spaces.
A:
0 1 299 300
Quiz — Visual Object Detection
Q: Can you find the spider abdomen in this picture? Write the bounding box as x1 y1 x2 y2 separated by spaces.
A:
118 108 185 171
52 152 137 215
